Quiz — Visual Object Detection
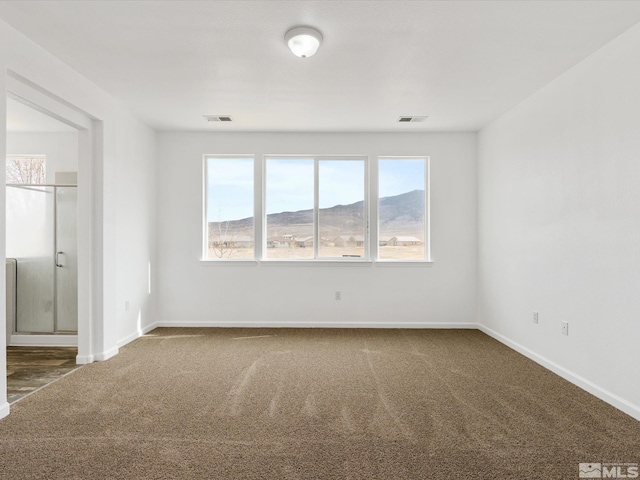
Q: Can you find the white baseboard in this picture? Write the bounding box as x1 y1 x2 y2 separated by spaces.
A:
94 346 119 362
478 323 640 422
75 323 161 365
156 321 478 329
74 323 160 365
0 401 9 420
9 334 77 347
76 354 94 364
117 322 160 348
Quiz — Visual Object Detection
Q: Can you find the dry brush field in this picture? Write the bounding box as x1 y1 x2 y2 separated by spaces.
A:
208 245 425 260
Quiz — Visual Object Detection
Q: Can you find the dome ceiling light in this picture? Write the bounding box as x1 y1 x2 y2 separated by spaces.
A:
285 26 323 58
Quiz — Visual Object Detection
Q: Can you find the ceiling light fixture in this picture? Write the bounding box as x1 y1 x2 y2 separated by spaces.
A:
285 26 322 58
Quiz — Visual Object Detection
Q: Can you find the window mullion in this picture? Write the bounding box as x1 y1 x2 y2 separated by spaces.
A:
369 155 377 260
425 158 431 261
313 157 319 259
254 154 263 261
202 157 208 260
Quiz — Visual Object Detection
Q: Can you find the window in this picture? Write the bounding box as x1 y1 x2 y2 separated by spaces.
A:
265 156 367 260
318 160 366 258
203 156 254 260
202 154 430 263
6 155 46 184
378 157 428 261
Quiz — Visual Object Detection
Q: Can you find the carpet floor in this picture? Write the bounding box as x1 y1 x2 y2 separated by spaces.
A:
0 328 638 479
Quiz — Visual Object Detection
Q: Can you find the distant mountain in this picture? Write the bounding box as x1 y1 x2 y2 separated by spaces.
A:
209 189 425 239
378 189 425 237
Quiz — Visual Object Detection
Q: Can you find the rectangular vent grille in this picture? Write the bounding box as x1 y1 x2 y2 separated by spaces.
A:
204 115 233 122
398 116 428 123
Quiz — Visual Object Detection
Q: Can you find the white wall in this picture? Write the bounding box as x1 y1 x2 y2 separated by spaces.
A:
157 132 477 328
478 22 640 420
7 132 77 182
115 118 157 347
0 18 157 418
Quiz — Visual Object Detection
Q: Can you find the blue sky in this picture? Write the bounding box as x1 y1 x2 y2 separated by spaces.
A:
207 157 253 222
207 157 425 222
265 159 365 213
379 158 425 198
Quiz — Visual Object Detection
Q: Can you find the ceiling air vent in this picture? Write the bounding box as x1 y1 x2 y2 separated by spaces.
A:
204 115 233 122
398 116 428 123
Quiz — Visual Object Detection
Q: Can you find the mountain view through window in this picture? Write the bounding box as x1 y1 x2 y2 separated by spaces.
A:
205 156 427 261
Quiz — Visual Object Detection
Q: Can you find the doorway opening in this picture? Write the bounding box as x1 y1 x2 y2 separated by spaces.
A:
5 99 80 346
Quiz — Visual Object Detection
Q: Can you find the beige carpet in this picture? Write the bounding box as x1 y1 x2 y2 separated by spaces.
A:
0 328 638 479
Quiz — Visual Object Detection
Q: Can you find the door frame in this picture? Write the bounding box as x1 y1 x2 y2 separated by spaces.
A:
5 72 102 364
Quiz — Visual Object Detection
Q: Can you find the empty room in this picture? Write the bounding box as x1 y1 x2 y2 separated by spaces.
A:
0 1 639 479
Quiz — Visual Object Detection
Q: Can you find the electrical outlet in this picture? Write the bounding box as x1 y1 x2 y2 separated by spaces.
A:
335 291 341 301
533 312 539 324
561 321 568 336
125 300 130 312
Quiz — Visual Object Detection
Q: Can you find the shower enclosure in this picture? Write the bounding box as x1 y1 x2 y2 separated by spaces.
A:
6 184 77 336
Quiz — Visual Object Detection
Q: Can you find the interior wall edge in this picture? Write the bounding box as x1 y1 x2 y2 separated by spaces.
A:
479 323 640 422
75 354 95 365
116 322 159 348
476 19 640 419
1 18 159 380
93 346 118 362
0 67 8 409
0 401 9 420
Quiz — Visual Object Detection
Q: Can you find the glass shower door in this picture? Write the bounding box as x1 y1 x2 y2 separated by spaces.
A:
55 186 78 332
6 185 56 333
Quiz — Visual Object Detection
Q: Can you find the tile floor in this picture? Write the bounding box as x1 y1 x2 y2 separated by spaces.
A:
6 346 80 403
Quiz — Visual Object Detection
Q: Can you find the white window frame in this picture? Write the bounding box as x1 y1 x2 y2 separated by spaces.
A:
375 156 431 263
202 154 257 262
201 154 432 265
262 155 370 263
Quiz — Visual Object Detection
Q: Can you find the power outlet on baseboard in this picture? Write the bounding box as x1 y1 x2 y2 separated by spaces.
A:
125 300 130 312
533 312 539 324
335 291 342 301
561 321 568 336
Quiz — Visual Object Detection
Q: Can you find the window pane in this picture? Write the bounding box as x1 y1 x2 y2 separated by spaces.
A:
378 158 426 260
6 155 46 184
265 158 314 259
318 160 365 258
206 157 254 259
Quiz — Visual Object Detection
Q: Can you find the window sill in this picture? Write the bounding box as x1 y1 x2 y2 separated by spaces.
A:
259 259 373 267
200 259 434 267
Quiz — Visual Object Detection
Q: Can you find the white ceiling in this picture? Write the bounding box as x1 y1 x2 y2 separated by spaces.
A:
2 1 640 132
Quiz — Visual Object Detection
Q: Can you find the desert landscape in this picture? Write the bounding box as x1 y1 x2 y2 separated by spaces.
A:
208 189 425 260
208 244 425 260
